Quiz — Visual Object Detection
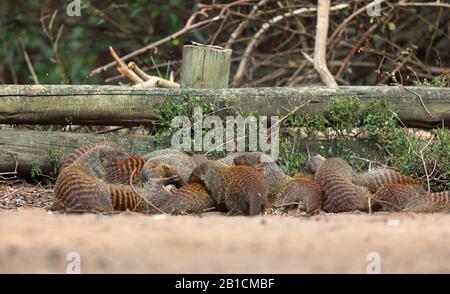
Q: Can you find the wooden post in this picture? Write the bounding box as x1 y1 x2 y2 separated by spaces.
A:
180 44 232 88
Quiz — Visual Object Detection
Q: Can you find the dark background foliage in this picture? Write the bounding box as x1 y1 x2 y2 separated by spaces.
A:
1 0 448 86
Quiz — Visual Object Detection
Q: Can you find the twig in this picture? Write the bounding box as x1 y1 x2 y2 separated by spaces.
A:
19 39 40 84
231 3 348 87
419 134 435 193
328 0 386 45
271 100 311 130
396 2 450 9
202 206 216 212
0 153 18 181
401 86 441 118
90 14 223 76
225 0 269 49
335 23 379 78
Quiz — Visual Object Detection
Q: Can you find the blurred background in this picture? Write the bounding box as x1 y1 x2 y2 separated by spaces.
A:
1 0 448 86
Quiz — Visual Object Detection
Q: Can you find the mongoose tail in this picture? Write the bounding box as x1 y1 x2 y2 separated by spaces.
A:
404 190 450 213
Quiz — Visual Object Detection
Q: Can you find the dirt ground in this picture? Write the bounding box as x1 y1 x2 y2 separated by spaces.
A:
1 207 449 274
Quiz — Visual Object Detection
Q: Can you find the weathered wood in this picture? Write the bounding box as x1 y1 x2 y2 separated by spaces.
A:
0 129 383 177
181 45 232 88
0 85 448 127
0 129 158 176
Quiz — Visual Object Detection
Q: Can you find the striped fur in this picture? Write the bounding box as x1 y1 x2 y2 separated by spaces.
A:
372 184 419 211
102 155 146 185
225 165 269 215
109 184 150 212
356 169 423 193
189 159 269 215
144 150 197 185
274 176 322 212
162 183 214 214
224 152 321 212
315 158 369 213
60 142 121 170
52 163 112 212
404 191 450 213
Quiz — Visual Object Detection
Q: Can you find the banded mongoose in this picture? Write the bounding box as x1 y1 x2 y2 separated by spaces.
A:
225 152 322 212
144 148 196 185
372 184 420 211
355 169 423 193
314 158 370 213
161 183 214 215
374 184 450 213
307 154 423 191
53 144 177 213
188 155 269 216
53 174 177 213
306 154 426 212
53 144 129 212
60 141 122 171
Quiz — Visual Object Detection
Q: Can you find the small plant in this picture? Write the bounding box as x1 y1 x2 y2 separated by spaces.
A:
277 137 306 176
412 76 449 87
31 149 61 181
324 96 361 137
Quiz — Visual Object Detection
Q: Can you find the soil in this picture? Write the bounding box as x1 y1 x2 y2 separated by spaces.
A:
1 183 449 273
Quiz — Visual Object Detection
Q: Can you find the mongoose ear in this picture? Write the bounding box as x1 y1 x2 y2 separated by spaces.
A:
306 154 326 173
233 155 249 166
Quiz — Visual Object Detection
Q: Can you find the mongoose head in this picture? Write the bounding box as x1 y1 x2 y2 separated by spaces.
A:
188 154 211 184
140 163 182 187
187 162 209 184
249 191 267 216
99 149 129 169
233 154 263 168
306 154 326 173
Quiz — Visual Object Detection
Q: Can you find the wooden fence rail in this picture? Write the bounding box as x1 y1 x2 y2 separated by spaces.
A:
0 129 382 177
0 85 448 127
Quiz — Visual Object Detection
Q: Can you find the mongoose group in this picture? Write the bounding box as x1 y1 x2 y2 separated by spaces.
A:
52 142 450 215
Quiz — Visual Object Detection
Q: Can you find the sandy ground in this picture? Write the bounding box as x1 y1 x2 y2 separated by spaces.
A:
1 208 449 274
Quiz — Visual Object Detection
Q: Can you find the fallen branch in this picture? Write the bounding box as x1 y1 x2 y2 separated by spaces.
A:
109 47 180 88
